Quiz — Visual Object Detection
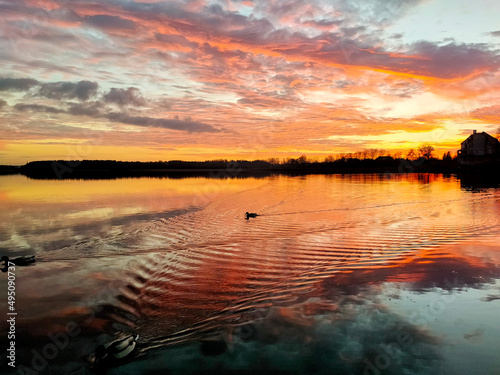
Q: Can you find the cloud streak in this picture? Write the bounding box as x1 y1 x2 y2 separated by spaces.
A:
8 81 222 133
0 78 39 91
36 80 99 101
83 14 137 30
103 87 146 107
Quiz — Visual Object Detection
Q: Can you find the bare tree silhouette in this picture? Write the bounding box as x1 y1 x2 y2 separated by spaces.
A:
418 144 435 160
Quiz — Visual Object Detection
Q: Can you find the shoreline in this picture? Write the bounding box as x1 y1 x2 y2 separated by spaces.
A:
1 159 498 181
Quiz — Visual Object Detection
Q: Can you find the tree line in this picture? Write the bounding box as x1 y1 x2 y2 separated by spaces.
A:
16 143 460 180
268 144 453 165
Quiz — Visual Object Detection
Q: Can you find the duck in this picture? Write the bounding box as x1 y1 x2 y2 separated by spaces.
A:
1 255 35 272
92 333 139 367
245 212 258 220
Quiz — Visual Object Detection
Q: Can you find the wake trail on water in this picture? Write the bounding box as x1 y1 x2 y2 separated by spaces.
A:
59 179 499 355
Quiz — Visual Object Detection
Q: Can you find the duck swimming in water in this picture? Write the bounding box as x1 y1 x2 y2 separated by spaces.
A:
245 212 258 219
1 255 35 272
91 333 139 367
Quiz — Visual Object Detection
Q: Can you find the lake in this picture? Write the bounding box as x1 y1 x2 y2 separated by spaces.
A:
1 173 499 375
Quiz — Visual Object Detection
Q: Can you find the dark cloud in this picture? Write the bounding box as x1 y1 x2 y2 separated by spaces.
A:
0 77 39 91
0 99 7 109
302 18 343 28
490 30 500 37
11 99 220 133
340 26 367 38
67 102 104 117
105 112 221 133
14 103 64 113
83 15 136 30
67 102 221 133
0 72 220 132
117 0 276 45
30 30 79 44
254 0 306 22
103 87 146 107
36 81 99 101
155 33 199 49
75 81 99 101
408 41 499 78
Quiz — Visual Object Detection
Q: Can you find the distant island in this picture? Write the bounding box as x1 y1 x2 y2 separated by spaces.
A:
2 131 500 180
0 155 463 180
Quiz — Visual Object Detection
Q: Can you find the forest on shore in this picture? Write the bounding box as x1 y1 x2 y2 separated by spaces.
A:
0 145 463 179
2 144 498 180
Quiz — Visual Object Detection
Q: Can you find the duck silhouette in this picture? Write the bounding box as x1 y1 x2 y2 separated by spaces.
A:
92 333 139 367
245 212 258 220
1 255 35 272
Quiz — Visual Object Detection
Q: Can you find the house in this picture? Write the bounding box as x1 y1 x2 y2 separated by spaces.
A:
458 130 500 166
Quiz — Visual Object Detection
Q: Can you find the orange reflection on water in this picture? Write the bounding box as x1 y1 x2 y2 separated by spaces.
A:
0 175 268 204
1 173 499 345
0 174 269 253
0 173 498 375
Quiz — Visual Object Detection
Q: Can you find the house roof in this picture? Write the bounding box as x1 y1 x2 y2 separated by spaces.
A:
461 131 500 146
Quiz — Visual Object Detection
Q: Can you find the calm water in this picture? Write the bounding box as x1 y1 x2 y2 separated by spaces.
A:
1 174 499 375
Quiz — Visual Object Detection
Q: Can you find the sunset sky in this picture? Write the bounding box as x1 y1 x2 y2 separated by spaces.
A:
1 0 500 164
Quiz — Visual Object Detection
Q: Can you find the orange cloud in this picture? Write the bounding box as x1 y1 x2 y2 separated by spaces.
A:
1 0 499 163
